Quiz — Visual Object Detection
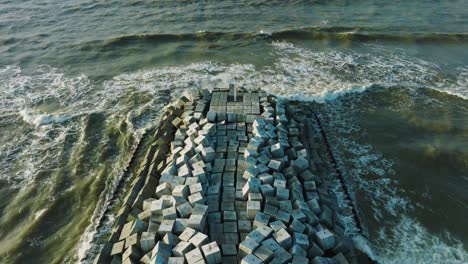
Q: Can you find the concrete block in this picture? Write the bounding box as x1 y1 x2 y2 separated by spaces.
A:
239 239 259 257
188 192 205 206
223 211 237 222
201 242 222 264
111 241 125 256
252 212 270 229
241 254 262 264
179 227 197 242
267 159 282 171
248 192 262 202
253 245 274 263
201 147 216 162
271 247 292 264
261 238 280 253
238 219 252 233
289 244 307 257
172 241 194 257
221 244 237 256
185 247 205 264
120 219 148 241
272 228 292 249
189 232 209 248
140 232 156 253
163 206 177 220
188 214 206 231
168 257 186 264
224 222 237 233
270 143 284 158
173 185 189 200
246 229 266 243
163 233 180 246
276 187 289 201
290 209 307 223
242 166 259 180
307 241 325 258
294 232 309 249
259 184 275 197
122 245 141 263
125 232 140 249
314 228 336 251
292 157 308 172
151 241 172 260
177 202 192 218
263 203 278 218
140 252 152 264
158 220 175 236
276 210 290 224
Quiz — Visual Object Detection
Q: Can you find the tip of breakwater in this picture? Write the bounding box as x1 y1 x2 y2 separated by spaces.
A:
85 85 375 264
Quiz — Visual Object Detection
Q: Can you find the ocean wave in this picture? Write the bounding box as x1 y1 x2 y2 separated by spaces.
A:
19 110 75 127
72 26 468 50
0 40 466 262
374 217 467 264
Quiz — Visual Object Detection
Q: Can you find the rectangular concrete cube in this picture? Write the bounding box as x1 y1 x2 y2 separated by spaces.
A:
239 238 260 257
314 228 336 251
172 241 194 257
273 228 292 249
189 232 209 248
246 201 261 220
158 220 175 236
201 241 222 264
185 247 205 264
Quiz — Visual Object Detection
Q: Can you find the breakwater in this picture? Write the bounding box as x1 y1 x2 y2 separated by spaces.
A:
88 86 372 264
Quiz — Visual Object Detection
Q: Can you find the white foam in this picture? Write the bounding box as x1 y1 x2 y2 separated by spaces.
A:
371 217 467 264
1 41 466 262
34 208 47 220
20 110 73 127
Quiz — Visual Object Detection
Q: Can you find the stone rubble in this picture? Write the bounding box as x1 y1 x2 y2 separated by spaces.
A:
92 86 370 264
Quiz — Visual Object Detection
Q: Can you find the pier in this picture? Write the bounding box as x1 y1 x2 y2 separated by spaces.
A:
90 86 371 264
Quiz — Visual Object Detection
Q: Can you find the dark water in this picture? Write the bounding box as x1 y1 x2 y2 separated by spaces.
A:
0 1 467 263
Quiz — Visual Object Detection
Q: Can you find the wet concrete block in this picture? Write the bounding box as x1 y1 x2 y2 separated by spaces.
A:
292 156 308 173
274 186 289 200
270 247 292 264
270 143 284 158
239 239 260 257
221 244 237 256
276 210 291 224
253 245 274 263
272 228 292 249
241 254 262 264
314 228 336 251
201 241 222 264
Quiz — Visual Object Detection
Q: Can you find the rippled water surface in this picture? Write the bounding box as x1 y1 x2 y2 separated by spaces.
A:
0 1 467 263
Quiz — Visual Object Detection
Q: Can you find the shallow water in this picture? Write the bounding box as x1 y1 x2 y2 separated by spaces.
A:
0 1 467 263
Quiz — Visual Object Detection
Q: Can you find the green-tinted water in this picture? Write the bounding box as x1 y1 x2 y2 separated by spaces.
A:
0 1 467 263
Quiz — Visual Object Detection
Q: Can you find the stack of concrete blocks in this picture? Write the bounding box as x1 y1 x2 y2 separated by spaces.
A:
94 88 359 264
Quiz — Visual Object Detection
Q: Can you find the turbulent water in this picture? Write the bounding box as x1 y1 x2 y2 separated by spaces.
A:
0 1 467 263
